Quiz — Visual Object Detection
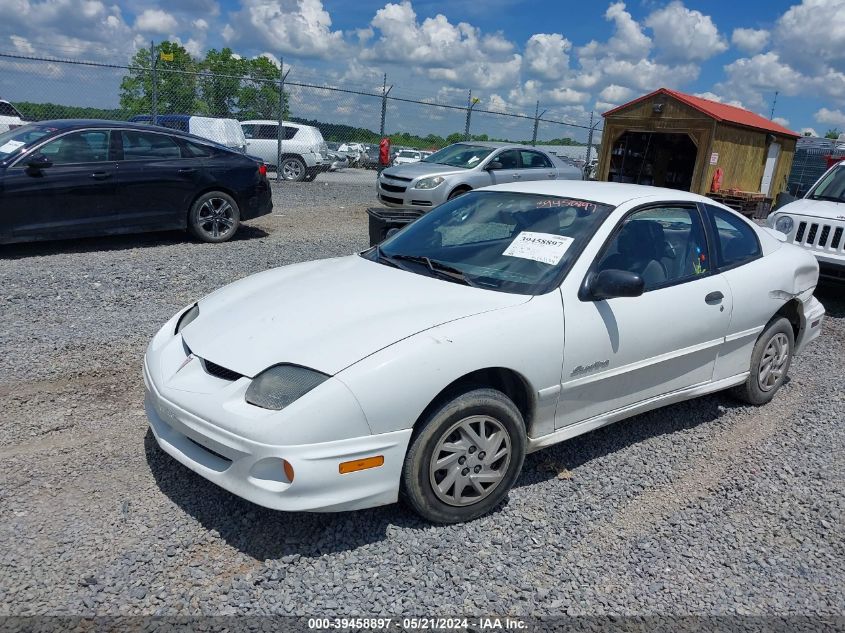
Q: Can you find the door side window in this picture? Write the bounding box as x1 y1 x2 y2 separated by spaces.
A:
40 130 110 165
242 124 256 139
493 149 520 169
121 131 182 160
705 205 762 269
596 206 709 291
519 150 552 169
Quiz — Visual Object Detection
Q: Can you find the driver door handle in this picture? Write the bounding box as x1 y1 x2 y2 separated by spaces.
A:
178 168 197 175
512 173 521 180
90 171 111 180
705 291 724 304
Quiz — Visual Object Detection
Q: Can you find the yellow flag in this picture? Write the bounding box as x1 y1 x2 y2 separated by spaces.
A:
160 52 174 62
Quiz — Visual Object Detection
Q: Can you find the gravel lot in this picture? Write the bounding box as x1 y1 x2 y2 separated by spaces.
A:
1 180 843 617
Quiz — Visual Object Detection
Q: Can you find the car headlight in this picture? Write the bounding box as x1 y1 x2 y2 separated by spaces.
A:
245 364 329 410
774 215 795 234
414 176 445 190
175 304 199 334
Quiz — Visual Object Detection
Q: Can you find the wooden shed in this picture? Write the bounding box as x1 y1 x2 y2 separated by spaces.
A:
596 88 800 215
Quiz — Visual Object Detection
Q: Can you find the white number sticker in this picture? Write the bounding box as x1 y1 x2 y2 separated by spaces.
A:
0 140 25 153
503 231 574 265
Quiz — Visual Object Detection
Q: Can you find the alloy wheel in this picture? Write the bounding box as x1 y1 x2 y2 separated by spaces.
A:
196 197 235 240
282 159 303 180
758 332 790 392
429 415 511 507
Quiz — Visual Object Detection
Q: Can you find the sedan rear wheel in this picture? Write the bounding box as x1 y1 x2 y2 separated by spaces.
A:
188 192 241 243
401 388 525 523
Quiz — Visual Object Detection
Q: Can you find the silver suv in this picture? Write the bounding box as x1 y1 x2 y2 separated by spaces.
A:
241 120 328 181
377 142 582 210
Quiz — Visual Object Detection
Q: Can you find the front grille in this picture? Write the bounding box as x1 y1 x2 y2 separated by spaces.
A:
203 359 243 381
383 174 413 182
381 183 407 193
807 223 819 245
186 436 232 464
411 200 433 206
819 225 831 247
791 217 845 254
833 227 843 250
379 194 404 205
796 221 807 242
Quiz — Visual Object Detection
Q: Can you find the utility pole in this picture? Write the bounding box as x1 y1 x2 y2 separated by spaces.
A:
276 58 291 183
531 101 546 146
150 40 158 121
584 111 596 180
770 91 779 120
464 90 479 140
380 73 393 137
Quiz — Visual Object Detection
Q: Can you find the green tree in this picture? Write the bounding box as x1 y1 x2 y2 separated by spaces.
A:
119 41 198 116
197 48 246 117
238 56 288 120
825 128 841 139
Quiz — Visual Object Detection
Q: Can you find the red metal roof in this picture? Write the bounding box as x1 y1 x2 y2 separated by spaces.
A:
602 87 800 138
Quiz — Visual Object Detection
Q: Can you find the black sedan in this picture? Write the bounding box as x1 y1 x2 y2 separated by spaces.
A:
0 119 273 244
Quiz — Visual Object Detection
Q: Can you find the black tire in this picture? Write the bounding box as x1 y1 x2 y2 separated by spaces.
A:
401 388 526 524
730 316 794 405
448 186 470 200
187 191 240 243
280 156 307 182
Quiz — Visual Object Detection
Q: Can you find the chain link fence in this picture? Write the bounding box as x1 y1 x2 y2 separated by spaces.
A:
0 50 602 183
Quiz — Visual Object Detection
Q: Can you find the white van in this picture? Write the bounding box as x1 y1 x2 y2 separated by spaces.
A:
0 100 27 133
241 120 328 181
128 115 247 154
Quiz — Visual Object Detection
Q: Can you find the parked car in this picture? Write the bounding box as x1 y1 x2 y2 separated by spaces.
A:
0 99 27 133
0 120 272 244
241 120 328 182
377 142 582 211
338 142 368 167
128 114 247 154
768 159 845 281
393 149 423 166
325 143 349 171
144 181 823 523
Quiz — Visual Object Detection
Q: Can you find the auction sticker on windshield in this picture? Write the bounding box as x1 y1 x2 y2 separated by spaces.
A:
0 140 25 153
503 231 574 265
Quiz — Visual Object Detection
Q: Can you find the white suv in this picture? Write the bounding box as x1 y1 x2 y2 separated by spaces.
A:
241 120 328 182
0 100 27 133
768 160 845 281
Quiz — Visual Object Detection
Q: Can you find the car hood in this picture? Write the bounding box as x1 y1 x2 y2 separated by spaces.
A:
382 162 468 180
779 197 845 220
181 255 529 377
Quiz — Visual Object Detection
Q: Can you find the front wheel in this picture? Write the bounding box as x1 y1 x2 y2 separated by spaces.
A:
280 156 307 181
731 316 794 405
448 187 470 200
188 192 240 243
401 388 526 524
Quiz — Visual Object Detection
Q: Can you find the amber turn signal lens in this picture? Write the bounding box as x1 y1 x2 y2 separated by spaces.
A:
339 455 384 474
282 459 295 482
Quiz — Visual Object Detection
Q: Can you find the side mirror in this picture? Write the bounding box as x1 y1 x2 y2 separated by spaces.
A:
486 161 504 171
26 153 53 170
586 269 644 300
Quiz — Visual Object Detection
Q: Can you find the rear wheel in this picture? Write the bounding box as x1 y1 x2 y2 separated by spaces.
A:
731 317 794 405
448 186 470 200
401 388 526 524
280 156 306 181
188 192 240 243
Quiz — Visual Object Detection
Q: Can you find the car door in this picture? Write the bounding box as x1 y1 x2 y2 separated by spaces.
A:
485 149 522 185
555 204 733 428
116 129 204 230
5 129 119 240
517 149 557 182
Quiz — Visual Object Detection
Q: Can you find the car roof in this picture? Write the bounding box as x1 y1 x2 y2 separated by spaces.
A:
26 119 195 134
451 141 553 151
481 180 724 207
241 119 308 129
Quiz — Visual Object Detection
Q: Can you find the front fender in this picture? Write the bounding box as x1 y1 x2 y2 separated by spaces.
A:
335 291 564 437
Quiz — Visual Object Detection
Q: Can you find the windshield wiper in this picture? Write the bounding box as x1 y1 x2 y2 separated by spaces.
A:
808 194 845 202
388 254 480 287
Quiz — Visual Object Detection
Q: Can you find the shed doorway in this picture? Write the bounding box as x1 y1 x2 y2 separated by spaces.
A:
607 131 697 191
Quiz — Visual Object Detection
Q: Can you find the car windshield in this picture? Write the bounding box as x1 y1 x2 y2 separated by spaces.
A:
0 124 53 160
422 143 494 169
807 165 845 202
364 191 614 295
399 150 418 158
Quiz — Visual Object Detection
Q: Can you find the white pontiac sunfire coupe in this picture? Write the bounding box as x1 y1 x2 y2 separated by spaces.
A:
144 181 825 523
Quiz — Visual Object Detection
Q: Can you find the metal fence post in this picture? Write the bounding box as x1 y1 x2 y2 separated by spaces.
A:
276 57 287 183
531 101 546 146
150 40 158 121
584 111 595 179
464 90 473 140
380 73 392 137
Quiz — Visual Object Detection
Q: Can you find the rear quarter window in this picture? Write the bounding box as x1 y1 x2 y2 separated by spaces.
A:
705 205 762 269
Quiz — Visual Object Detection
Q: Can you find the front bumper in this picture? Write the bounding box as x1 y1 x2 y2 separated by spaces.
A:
376 174 446 210
796 295 825 355
143 354 411 513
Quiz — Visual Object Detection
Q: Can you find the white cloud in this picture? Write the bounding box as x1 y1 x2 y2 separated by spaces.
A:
193 18 209 30
773 116 790 127
579 2 651 64
774 0 845 72
599 84 633 103
716 52 805 108
524 33 571 80
731 28 769 54
229 0 345 59
645 1 728 61
546 87 590 105
135 9 178 34
693 91 744 108
10 35 35 54
801 127 819 136
815 107 845 127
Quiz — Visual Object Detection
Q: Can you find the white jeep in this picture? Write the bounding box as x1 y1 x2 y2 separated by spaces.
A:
0 100 27 133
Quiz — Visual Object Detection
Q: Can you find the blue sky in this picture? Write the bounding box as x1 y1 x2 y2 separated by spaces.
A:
2 0 845 141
